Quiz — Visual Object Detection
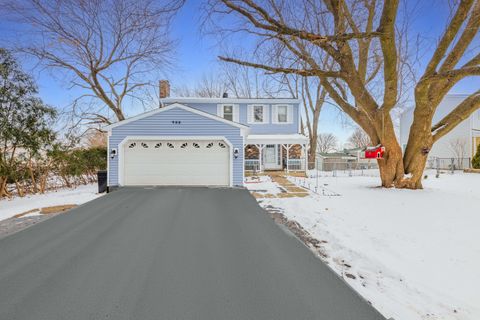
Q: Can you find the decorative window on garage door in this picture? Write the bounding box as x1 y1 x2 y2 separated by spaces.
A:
126 140 229 151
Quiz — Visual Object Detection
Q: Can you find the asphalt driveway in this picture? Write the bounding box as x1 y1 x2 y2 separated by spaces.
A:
0 187 385 320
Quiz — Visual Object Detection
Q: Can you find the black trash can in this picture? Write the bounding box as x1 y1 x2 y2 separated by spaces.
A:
97 170 108 193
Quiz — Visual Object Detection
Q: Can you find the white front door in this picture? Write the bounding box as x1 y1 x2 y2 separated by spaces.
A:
263 144 281 170
122 139 230 186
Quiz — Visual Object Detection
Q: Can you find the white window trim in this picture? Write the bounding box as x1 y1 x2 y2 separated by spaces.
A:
272 104 293 124
217 104 239 122
247 104 269 124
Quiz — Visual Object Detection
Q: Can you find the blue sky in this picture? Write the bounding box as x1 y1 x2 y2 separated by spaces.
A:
1 0 479 144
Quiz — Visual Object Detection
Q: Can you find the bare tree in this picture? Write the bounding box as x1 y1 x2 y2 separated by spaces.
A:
174 61 284 98
174 73 228 98
317 133 338 153
85 130 107 148
301 77 328 162
206 0 480 189
276 73 328 163
4 0 184 125
348 127 371 149
449 137 468 159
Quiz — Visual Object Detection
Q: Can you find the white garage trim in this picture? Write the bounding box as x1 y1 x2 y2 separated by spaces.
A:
118 136 233 187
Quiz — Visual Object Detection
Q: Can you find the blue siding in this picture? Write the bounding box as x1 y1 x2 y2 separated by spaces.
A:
108 107 244 187
185 102 299 134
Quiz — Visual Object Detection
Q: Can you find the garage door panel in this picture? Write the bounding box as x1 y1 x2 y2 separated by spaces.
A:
123 139 230 186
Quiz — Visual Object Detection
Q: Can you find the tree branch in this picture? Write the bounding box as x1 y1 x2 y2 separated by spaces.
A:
423 0 475 75
432 91 480 142
218 56 342 77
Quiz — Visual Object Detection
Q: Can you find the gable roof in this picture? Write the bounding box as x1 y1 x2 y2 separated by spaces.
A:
103 103 249 131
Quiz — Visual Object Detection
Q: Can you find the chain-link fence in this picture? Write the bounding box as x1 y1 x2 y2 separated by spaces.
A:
425 157 471 171
308 159 379 177
311 157 471 177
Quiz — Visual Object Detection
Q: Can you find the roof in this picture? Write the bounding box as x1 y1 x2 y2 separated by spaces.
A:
245 134 309 145
318 153 357 159
161 97 301 105
318 148 362 158
103 103 249 131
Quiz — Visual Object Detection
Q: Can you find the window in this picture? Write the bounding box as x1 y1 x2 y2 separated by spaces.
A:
248 104 268 124
253 105 263 122
218 104 238 122
223 105 233 121
272 104 293 124
277 105 288 123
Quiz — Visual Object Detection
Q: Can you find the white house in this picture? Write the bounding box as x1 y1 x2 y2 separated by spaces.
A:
400 95 480 162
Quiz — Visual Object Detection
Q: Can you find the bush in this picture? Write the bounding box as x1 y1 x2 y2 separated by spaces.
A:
472 146 480 169
38 144 106 190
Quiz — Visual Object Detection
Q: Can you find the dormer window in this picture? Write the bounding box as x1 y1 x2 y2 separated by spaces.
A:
248 104 269 124
217 104 238 122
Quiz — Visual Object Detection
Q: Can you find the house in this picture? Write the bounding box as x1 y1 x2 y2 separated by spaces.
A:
104 90 308 188
400 95 480 167
317 148 377 171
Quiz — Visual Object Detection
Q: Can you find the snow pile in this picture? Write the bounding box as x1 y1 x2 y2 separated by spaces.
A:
259 170 480 320
0 184 103 221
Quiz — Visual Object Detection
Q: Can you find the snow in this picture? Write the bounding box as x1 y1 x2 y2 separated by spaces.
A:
0 184 103 221
251 170 480 320
245 175 283 195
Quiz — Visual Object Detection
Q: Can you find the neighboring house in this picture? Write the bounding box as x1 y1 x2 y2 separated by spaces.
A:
317 148 377 171
104 94 308 188
400 95 480 164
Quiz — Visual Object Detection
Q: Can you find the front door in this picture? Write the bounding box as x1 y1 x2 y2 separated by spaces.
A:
263 144 281 170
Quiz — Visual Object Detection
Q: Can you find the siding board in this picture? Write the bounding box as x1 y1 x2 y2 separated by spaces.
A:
183 102 299 134
109 107 244 187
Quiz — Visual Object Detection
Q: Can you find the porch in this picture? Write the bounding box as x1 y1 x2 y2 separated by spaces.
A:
244 134 309 173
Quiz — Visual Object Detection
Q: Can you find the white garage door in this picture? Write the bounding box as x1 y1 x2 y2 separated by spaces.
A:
122 139 230 186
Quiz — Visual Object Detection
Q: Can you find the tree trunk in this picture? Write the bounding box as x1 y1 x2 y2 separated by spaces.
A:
403 136 433 189
0 177 9 198
377 135 405 187
402 105 435 189
39 175 47 193
307 110 320 167
28 159 38 194
61 175 72 188
369 113 406 188
403 151 429 188
15 180 25 197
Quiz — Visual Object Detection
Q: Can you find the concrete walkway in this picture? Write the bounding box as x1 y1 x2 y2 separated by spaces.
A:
0 187 385 320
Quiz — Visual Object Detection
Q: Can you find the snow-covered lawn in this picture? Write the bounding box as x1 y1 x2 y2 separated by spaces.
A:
248 170 480 320
0 184 103 221
245 175 283 194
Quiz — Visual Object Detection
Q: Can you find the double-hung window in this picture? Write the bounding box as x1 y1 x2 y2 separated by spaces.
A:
277 105 288 123
273 105 292 124
223 105 233 121
218 104 238 122
248 104 269 124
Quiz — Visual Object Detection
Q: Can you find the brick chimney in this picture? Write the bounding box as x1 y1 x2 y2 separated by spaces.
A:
159 80 170 99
